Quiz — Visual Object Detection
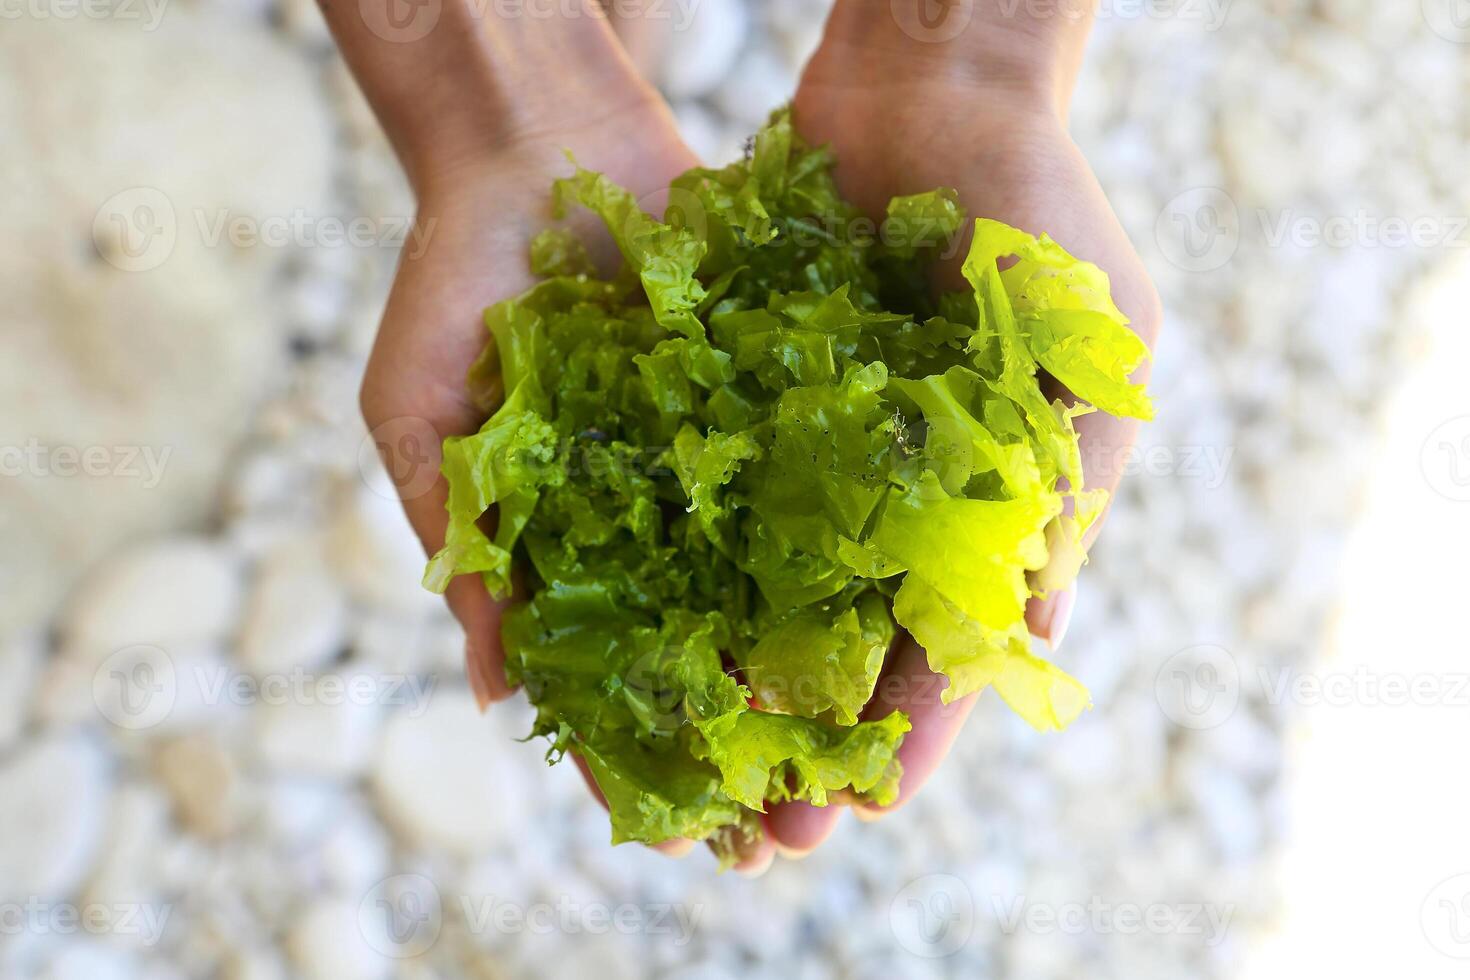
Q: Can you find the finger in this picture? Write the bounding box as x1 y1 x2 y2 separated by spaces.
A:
1024 295 1155 645
856 637 978 818
713 822 776 879
367 411 516 706
447 575 515 708
1004 162 1163 645
1026 582 1078 653
764 800 841 857
571 754 694 858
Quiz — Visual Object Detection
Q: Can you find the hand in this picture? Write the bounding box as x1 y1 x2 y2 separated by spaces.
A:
332 4 768 863
763 0 1163 852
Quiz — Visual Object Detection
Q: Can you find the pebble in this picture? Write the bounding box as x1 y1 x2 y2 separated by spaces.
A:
260 777 345 848
33 941 140 980
0 632 41 750
372 691 528 855
0 734 111 904
711 44 798 128
1042 714 1123 788
226 448 301 519
238 536 349 675
327 485 440 616
661 0 749 100
1186 762 1264 865
316 804 390 895
60 538 242 663
254 688 381 779
82 782 171 913
286 898 390 980
672 100 731 166
287 271 351 343
534 936 641 980
154 734 245 839
39 643 239 734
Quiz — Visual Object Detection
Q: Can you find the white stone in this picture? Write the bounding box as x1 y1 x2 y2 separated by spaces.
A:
355 616 460 678
0 632 42 750
286 898 390 980
317 805 391 895
238 536 348 674
1200 711 1280 783
60 538 242 663
83 782 171 913
327 484 439 616
39 642 240 734
712 45 798 129
35 941 141 980
0 734 111 904
535 936 641 980
1186 761 1263 865
226 448 300 518
260 776 344 848
1043 714 1122 788
0 11 334 643
660 0 748 100
287 272 350 342
373 691 528 855
254 688 381 779
1219 104 1303 207
672 101 728 166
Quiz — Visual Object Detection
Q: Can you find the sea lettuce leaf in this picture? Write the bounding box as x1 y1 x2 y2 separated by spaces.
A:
424 109 1154 848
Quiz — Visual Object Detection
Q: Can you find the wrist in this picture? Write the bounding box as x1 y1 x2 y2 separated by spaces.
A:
332 0 647 199
822 0 1094 118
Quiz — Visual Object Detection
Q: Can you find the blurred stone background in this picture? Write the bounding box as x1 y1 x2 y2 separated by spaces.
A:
2 1 1469 978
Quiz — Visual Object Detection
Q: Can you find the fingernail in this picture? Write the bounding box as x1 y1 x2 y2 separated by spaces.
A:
654 839 695 859
466 640 492 713
1047 586 1077 652
853 805 887 823
735 851 774 879
774 842 814 861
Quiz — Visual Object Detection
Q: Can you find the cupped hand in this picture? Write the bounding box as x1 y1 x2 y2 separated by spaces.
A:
354 44 778 862
763 1 1163 853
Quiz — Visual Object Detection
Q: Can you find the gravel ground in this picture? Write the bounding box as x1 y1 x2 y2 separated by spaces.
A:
1 2 1467 978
